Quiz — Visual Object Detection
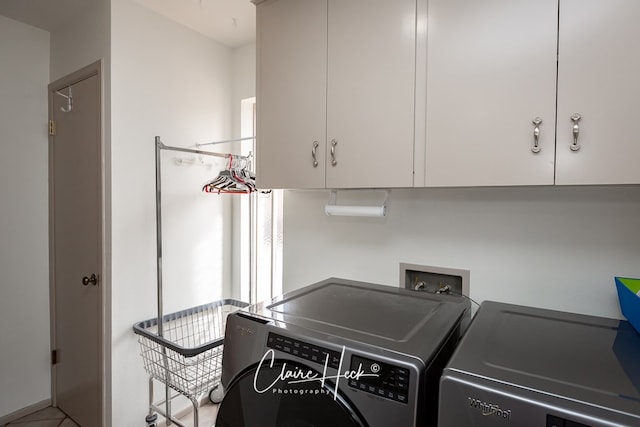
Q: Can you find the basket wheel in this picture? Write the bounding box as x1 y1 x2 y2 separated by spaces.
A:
209 384 225 404
145 413 158 427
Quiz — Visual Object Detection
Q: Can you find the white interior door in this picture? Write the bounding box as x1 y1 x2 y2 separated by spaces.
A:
50 64 103 427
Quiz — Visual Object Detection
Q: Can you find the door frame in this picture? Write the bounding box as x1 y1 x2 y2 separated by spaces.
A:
48 59 110 425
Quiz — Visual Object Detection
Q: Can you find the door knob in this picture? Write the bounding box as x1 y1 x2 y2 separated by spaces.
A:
82 274 98 286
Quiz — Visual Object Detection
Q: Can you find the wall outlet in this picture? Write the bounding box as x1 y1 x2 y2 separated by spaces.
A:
400 263 469 297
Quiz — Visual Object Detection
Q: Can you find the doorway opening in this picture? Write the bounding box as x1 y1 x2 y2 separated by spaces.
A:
238 97 283 304
48 60 106 427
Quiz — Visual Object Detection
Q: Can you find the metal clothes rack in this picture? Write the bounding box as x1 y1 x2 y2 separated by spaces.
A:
196 135 255 148
139 136 251 427
154 136 251 338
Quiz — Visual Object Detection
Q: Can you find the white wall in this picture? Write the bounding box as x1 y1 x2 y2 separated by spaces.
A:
110 0 235 424
283 186 640 320
0 16 51 418
231 43 256 140
49 0 110 82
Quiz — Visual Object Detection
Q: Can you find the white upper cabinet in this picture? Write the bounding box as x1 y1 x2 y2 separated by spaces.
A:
556 0 640 185
255 0 327 189
325 0 416 189
425 0 558 187
255 0 418 189
425 0 640 187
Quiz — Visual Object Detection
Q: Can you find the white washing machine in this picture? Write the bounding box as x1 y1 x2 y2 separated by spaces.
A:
215 278 471 427
438 301 640 426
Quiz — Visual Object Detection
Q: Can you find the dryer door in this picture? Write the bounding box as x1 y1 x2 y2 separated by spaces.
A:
216 360 366 427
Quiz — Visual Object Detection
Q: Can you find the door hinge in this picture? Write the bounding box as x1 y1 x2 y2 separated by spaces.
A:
51 349 58 365
48 119 56 136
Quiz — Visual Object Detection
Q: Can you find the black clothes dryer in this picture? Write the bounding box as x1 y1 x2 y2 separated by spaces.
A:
216 278 470 427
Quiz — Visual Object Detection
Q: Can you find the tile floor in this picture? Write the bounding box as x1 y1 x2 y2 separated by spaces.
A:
172 402 218 427
2 407 78 427
2 404 219 427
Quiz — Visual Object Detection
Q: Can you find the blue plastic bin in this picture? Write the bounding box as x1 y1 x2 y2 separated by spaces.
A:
615 277 640 335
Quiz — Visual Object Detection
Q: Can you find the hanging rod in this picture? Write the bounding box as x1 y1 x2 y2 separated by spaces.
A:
156 136 251 160
196 135 256 148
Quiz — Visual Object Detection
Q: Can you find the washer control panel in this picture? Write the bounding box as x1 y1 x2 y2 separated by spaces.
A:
348 355 410 404
266 333 410 404
267 332 341 369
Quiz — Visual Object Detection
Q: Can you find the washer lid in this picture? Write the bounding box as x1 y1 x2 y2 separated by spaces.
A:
446 301 640 418
261 278 470 361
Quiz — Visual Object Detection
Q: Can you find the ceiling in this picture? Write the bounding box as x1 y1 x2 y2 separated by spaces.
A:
0 0 99 32
135 0 255 47
0 0 255 48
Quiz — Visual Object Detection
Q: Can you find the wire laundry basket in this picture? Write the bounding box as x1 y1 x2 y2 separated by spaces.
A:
134 299 248 426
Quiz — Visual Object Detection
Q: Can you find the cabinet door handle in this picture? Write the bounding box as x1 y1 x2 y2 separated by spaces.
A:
311 141 319 167
531 117 542 153
330 139 338 166
570 113 582 152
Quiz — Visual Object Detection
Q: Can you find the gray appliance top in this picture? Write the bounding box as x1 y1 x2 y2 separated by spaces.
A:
446 301 640 417
246 278 470 362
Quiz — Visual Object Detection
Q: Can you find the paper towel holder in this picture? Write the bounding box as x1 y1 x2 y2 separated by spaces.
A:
325 189 390 217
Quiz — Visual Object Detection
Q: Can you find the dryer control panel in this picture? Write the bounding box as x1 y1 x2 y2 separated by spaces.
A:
348 355 410 404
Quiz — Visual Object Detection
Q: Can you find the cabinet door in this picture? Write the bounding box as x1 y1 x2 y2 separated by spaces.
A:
425 0 558 187
556 0 640 185
255 0 327 189
326 0 416 189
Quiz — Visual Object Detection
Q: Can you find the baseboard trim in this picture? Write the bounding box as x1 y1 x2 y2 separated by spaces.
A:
0 399 52 426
